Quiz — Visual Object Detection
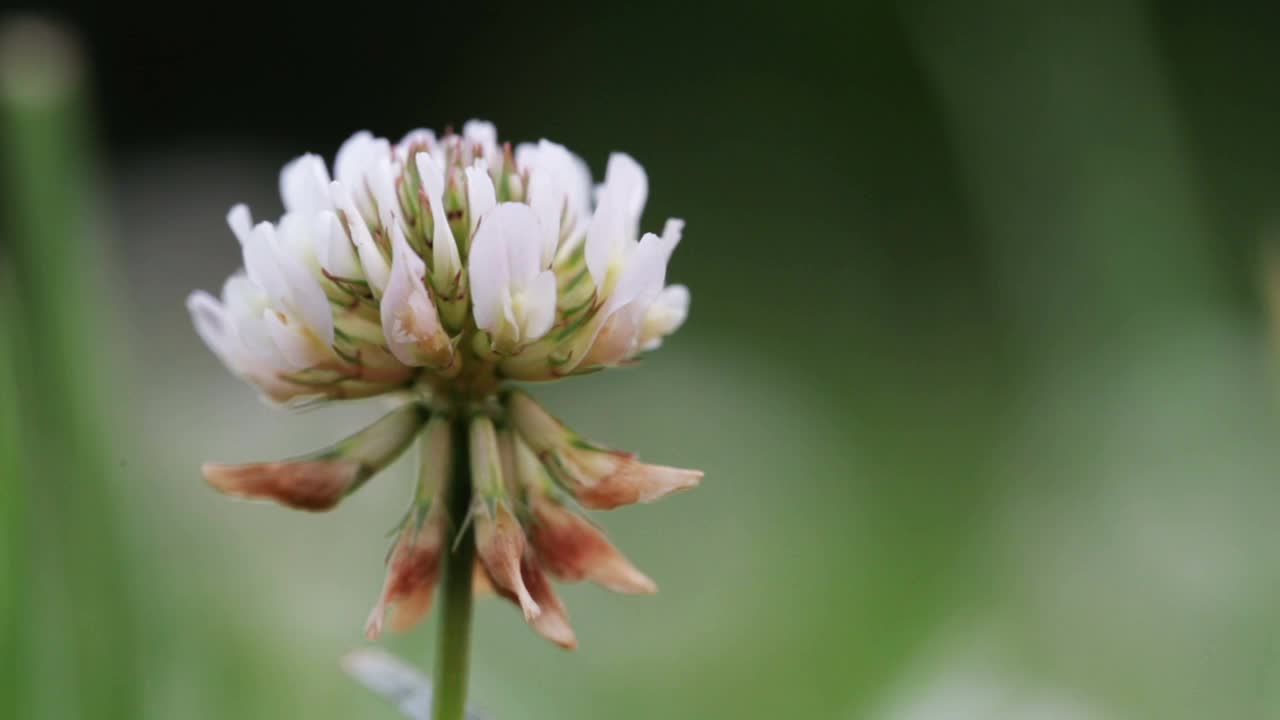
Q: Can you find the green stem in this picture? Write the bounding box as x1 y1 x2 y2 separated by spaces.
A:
432 414 475 720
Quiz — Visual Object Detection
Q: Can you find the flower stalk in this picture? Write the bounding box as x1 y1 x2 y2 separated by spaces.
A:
432 412 476 720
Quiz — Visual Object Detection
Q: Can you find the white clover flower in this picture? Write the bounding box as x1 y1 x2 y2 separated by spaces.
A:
189 122 700 654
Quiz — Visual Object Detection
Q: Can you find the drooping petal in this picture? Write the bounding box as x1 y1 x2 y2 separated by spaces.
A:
202 458 363 512
507 554 577 650
202 403 428 511
505 390 702 510
475 501 539 620
529 495 656 594
512 433 656 593
469 415 539 619
365 514 444 638
366 417 452 638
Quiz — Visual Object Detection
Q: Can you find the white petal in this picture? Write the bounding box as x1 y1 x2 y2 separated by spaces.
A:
467 205 512 335
640 284 690 350
395 128 437 163
585 153 650 288
414 152 461 277
271 234 335 346
334 132 391 224
660 217 684 252
584 204 617 290
523 269 558 342
462 119 499 169
605 230 677 314
242 222 291 309
263 308 326 370
227 204 253 246
602 152 648 221
380 225 446 367
331 181 390 295
187 290 236 365
280 154 332 214
518 140 593 264
334 131 376 187
527 170 562 269
464 162 496 237
496 203 545 285
317 210 362 279
244 218 333 346
462 120 496 147
368 153 401 230
222 274 276 360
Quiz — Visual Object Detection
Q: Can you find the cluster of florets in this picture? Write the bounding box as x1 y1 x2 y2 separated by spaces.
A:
188 120 689 406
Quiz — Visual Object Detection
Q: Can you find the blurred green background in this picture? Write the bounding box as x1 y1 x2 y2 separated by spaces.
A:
3 1 1280 718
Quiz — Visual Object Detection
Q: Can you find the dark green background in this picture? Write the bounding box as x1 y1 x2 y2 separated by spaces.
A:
3 1 1280 718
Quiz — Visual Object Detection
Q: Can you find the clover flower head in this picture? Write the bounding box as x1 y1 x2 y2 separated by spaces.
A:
189 121 700 649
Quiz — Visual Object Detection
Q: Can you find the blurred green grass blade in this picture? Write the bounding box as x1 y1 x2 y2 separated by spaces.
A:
902 0 1221 359
0 265 27 717
0 17 140 719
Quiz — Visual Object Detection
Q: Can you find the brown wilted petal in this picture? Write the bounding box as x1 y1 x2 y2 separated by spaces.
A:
561 451 703 510
505 390 702 509
530 496 656 594
474 501 539 620
201 459 362 511
520 555 577 649
473 558 496 596
365 510 446 639
494 554 577 650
